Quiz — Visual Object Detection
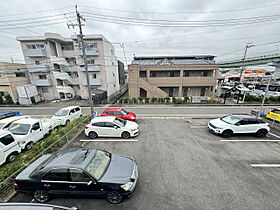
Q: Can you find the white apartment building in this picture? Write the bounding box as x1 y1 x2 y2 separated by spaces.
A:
17 33 120 102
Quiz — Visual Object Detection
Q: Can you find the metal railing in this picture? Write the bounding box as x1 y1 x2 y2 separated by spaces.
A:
0 116 90 202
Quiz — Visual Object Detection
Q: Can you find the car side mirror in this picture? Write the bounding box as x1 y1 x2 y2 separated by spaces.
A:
87 180 93 185
114 126 118 129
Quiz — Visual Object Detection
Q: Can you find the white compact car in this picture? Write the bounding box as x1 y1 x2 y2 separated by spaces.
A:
85 117 139 139
52 106 82 126
208 114 270 138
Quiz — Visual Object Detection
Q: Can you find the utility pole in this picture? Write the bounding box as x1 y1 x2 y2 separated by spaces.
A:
239 43 255 84
72 5 94 118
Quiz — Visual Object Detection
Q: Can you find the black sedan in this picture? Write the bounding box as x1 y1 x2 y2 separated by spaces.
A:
14 148 138 204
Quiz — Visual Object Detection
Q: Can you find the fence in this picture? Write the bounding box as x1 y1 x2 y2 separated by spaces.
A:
0 116 90 202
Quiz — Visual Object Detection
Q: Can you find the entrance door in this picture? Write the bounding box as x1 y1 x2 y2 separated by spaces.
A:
169 88 174 97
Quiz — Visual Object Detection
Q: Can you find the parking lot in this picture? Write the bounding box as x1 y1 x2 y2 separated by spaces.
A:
10 118 280 210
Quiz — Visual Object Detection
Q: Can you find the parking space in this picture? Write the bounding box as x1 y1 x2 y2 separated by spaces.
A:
10 118 280 209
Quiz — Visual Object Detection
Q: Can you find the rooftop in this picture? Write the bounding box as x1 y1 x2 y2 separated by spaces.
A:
91 116 116 123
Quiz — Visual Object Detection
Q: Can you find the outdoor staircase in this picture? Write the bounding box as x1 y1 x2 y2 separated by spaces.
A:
138 78 168 98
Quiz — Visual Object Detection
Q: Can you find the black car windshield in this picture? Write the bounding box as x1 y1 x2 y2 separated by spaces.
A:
113 117 126 127
55 110 68 116
8 123 30 135
220 115 240 125
121 110 129 115
86 150 111 180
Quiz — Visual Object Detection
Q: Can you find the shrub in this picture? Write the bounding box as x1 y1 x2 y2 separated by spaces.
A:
245 95 262 103
183 96 189 103
175 98 184 104
118 98 123 103
151 97 157 103
131 97 137 103
144 97 150 103
4 94 13 104
165 97 170 103
172 97 176 103
124 98 130 103
138 97 144 103
0 96 3 104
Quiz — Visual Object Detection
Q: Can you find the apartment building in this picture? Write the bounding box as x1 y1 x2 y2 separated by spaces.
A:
17 33 120 101
128 56 219 98
0 62 30 103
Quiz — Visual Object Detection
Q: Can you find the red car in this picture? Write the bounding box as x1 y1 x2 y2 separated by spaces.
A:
101 108 136 121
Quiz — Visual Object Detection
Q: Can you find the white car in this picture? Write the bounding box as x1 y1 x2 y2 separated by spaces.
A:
208 114 270 138
85 117 139 139
52 106 82 126
0 130 21 166
0 115 30 130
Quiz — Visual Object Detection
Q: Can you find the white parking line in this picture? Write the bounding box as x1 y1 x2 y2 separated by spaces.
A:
220 139 280 142
80 139 138 142
250 164 280 168
268 132 280 139
190 125 206 128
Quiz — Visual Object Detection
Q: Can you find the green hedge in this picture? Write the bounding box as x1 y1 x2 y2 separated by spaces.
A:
0 116 88 182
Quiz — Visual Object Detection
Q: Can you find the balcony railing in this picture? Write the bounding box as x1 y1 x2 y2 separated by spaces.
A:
23 48 47 57
78 48 98 56
80 64 101 72
26 64 50 73
82 78 102 86
50 56 69 66
31 79 52 87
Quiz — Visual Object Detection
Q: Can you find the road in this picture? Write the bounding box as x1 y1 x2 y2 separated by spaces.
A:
10 119 280 210
0 105 276 117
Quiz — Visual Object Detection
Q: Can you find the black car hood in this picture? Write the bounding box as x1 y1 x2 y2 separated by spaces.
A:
99 154 134 184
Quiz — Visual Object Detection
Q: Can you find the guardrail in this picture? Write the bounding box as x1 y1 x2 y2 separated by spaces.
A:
0 116 90 202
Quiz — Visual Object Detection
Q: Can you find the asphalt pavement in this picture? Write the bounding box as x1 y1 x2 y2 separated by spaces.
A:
10 119 280 210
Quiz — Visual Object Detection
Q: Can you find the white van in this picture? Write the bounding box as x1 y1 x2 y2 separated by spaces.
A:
0 130 21 166
52 106 82 126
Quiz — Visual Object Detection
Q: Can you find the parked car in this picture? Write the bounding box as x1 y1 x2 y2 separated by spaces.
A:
266 108 280 123
85 117 139 139
208 114 270 138
0 111 21 120
0 130 21 166
247 92 260 97
0 203 78 210
261 91 280 97
0 116 30 130
52 106 82 126
15 148 138 204
101 108 136 121
8 118 55 150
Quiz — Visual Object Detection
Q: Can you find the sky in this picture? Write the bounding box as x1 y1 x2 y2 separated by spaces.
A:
0 0 280 66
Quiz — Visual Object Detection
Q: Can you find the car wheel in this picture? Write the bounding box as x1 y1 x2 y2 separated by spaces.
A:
256 129 268 138
89 131 98 139
25 142 32 151
222 130 233 138
33 190 50 203
122 131 130 139
6 153 17 163
106 191 123 204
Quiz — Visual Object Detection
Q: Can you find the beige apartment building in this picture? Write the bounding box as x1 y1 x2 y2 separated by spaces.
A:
0 62 30 103
17 33 120 102
128 56 219 98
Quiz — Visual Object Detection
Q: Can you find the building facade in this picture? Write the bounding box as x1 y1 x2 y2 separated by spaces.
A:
17 33 120 101
128 56 218 98
117 60 125 85
0 62 30 103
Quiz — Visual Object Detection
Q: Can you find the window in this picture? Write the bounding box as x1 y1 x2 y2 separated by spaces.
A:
70 169 91 183
202 71 208 77
139 71 147 78
86 58 95 64
201 87 206 96
272 109 280 114
106 111 114 115
114 112 122 116
27 44 44 49
42 88 49 93
92 122 105 127
15 72 26 77
111 49 114 55
0 92 8 96
39 75 47 79
61 44 74 51
150 72 157 77
8 123 31 135
42 168 69 182
91 74 96 79
70 109 75 114
71 73 78 78
183 71 190 77
75 107 80 112
86 43 97 50
35 60 40 65
2 122 13 129
0 134 15 146
104 122 115 128
31 122 40 131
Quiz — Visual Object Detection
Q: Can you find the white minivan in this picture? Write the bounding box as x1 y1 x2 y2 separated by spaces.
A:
0 130 21 166
52 106 82 126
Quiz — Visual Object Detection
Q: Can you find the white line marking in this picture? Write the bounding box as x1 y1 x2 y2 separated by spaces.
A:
80 139 138 142
268 132 280 139
250 164 280 168
220 139 280 142
190 125 206 128
81 142 88 147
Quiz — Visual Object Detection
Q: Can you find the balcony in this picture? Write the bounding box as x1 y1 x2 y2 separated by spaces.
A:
82 78 102 86
50 56 69 66
26 64 50 73
23 48 47 57
31 79 52 87
53 71 79 85
80 64 101 72
56 86 75 97
78 48 98 56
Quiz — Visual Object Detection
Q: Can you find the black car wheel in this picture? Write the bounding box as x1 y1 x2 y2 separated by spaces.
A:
33 190 50 203
222 130 233 138
256 129 268 138
106 191 123 204
25 142 32 151
89 131 98 139
6 153 17 163
122 132 130 139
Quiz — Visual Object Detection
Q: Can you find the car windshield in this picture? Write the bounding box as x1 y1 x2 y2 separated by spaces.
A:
113 117 127 127
8 123 30 135
121 110 129 115
220 115 240 125
55 110 68 116
0 123 5 129
86 150 111 180
272 109 280 114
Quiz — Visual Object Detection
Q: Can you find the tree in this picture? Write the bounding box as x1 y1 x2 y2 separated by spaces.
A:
0 96 3 104
4 94 14 104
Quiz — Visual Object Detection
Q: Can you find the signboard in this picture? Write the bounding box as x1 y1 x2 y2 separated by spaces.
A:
244 69 265 74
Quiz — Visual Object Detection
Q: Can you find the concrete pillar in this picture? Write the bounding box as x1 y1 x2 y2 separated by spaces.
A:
178 86 183 97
